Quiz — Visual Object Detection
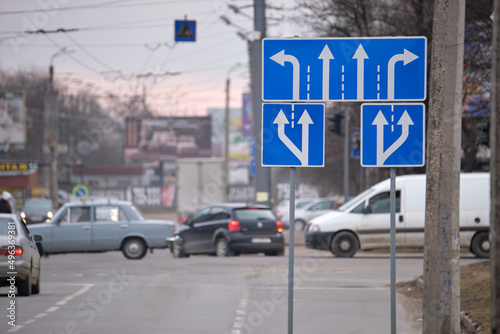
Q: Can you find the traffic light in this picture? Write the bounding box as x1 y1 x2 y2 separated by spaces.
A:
327 113 343 136
476 122 489 146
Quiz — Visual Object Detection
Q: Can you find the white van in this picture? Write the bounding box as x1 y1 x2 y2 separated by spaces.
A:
305 173 490 258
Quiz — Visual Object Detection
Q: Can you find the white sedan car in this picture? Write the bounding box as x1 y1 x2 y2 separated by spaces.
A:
0 213 43 296
293 197 341 231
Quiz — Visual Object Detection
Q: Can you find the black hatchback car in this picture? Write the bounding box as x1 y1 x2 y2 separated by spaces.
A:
20 198 55 225
169 203 285 257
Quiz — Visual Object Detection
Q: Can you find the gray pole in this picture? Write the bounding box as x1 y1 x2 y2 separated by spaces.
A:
422 0 465 332
490 0 500 330
48 65 59 209
225 63 243 202
343 109 349 202
389 168 396 334
225 76 230 202
251 0 271 206
287 167 296 334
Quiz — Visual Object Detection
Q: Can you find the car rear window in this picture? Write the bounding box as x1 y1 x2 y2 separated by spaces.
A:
0 218 16 235
234 209 276 220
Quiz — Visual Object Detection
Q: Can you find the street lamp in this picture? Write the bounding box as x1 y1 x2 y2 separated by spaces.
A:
46 47 74 209
221 0 270 206
225 62 244 201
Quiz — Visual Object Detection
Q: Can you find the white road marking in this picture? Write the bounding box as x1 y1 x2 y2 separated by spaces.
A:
8 284 94 333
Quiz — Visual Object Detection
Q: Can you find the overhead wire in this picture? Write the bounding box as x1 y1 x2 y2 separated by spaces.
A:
43 34 104 75
1 0 272 114
62 32 118 72
0 0 207 16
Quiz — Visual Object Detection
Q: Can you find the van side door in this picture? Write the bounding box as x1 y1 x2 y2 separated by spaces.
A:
357 191 405 248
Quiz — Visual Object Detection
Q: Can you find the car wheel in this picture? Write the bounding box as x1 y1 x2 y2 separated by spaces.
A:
330 231 359 257
17 271 32 296
215 238 234 257
470 232 490 258
32 273 41 295
173 238 189 258
294 219 306 231
122 238 147 260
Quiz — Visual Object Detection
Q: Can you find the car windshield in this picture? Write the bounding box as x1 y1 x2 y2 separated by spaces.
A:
0 218 16 235
234 208 276 220
23 200 52 211
338 188 376 212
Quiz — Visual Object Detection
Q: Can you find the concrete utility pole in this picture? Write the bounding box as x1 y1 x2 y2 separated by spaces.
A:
224 63 242 202
422 0 465 333
47 64 59 210
251 0 271 206
490 1 500 331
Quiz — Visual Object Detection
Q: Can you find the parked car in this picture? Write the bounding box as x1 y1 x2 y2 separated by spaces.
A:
305 173 490 258
28 199 174 260
20 198 56 225
274 198 317 228
0 213 43 296
293 197 341 231
168 203 285 257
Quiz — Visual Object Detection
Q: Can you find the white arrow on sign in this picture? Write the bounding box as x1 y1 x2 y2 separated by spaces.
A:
318 45 334 100
372 110 414 165
387 49 419 100
352 44 369 100
271 50 300 100
273 109 312 165
298 110 313 165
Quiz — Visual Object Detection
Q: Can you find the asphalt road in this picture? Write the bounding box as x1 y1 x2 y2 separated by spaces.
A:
0 211 482 334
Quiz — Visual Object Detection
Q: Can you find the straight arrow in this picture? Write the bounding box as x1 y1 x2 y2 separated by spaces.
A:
352 44 368 100
387 49 418 100
271 50 300 100
298 109 313 165
318 45 334 100
372 111 388 165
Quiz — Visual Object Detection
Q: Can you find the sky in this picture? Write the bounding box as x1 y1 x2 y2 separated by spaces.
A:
0 0 303 117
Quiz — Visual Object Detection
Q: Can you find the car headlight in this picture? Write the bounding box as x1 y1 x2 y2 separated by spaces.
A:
47 211 53 219
20 212 26 219
308 224 320 232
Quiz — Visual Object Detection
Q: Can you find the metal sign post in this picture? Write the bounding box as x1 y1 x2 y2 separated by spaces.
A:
262 36 427 334
361 103 426 334
389 168 396 334
288 167 296 334
261 103 324 334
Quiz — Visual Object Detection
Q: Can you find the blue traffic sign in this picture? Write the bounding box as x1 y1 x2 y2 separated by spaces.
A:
72 184 89 198
262 37 427 102
262 103 325 167
361 103 425 167
175 19 196 42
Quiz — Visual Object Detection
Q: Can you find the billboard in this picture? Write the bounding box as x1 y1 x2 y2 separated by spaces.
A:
124 117 212 162
208 107 251 160
242 93 252 136
0 92 26 145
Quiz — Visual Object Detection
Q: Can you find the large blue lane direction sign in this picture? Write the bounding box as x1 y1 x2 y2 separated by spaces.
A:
263 37 427 102
361 103 425 167
262 103 325 167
